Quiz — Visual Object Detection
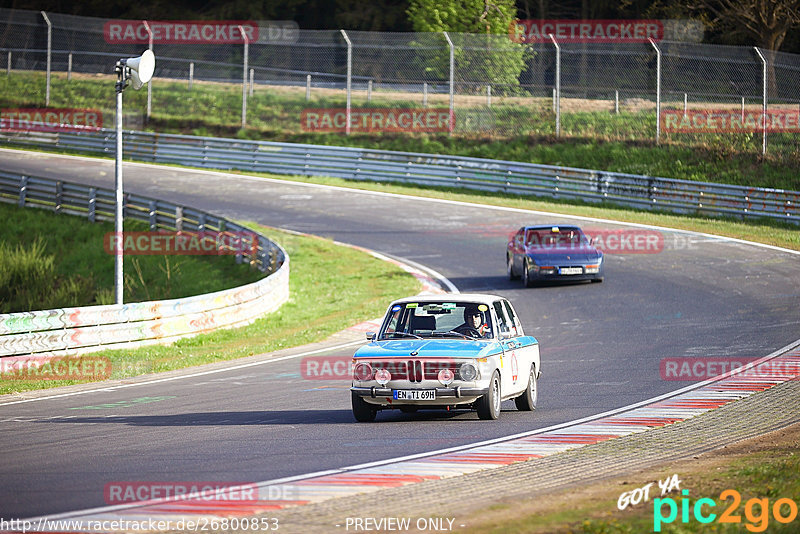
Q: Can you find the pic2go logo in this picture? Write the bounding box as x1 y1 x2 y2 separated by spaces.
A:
654 489 799 532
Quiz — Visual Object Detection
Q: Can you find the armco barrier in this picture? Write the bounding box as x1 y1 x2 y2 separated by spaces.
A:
0 171 289 359
2 127 798 224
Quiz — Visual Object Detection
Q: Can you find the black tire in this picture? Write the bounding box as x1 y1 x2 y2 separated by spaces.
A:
399 406 419 413
476 371 501 420
514 365 538 411
351 391 377 422
507 254 519 280
591 277 604 283
523 261 535 288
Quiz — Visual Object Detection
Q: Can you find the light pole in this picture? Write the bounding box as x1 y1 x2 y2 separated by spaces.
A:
114 49 155 305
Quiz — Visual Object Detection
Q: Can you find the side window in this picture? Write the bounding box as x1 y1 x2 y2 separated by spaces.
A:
514 229 524 246
503 300 523 336
493 301 510 336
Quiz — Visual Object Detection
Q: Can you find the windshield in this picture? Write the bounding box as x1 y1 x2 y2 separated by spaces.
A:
525 227 589 249
380 302 494 340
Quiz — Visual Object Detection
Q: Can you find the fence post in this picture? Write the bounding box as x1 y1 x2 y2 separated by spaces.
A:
615 90 619 114
249 68 254 97
189 62 194 90
443 31 454 135
306 74 311 100
19 176 28 207
741 96 745 121
367 79 372 102
340 30 352 135
6 51 10 75
683 93 687 117
754 47 767 156
55 180 63 213
649 38 661 145
88 187 96 223
549 34 560 138
239 25 249 129
67 52 72 81
487 85 491 107
41 11 51 106
142 21 154 121
423 82 428 107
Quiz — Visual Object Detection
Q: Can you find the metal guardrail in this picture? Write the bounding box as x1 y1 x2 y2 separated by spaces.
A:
0 170 289 359
2 127 798 224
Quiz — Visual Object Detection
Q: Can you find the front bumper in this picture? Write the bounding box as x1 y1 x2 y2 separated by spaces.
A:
351 386 489 399
527 265 603 281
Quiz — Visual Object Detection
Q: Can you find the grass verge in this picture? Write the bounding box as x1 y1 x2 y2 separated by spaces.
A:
2 71 798 190
0 202 264 312
456 421 800 533
0 225 421 395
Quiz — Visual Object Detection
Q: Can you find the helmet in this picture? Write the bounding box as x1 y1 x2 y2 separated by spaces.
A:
463 305 481 320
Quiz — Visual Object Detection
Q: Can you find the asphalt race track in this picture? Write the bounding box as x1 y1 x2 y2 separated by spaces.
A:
2 149 799 519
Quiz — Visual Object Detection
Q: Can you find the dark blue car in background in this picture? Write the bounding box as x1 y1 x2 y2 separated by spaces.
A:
507 225 604 287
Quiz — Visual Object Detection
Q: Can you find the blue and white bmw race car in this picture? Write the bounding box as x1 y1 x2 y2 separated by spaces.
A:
350 294 540 422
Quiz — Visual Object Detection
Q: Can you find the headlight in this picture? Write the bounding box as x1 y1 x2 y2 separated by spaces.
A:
438 368 454 386
353 362 373 381
459 363 478 381
375 368 391 386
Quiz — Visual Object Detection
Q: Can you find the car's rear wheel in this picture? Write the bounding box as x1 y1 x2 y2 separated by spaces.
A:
514 365 538 411
507 254 519 280
476 371 501 420
399 406 419 413
591 277 604 283
523 261 535 288
351 391 377 422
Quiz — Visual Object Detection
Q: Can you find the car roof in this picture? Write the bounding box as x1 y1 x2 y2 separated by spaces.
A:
388 293 505 307
522 224 583 231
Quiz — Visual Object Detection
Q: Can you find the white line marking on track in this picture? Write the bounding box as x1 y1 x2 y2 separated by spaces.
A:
0 340 362 407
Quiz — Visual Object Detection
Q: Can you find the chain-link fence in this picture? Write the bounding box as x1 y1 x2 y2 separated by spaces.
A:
0 8 797 160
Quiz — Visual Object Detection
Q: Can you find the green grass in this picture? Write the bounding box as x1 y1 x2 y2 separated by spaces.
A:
0 202 264 312
2 71 798 191
0 224 421 395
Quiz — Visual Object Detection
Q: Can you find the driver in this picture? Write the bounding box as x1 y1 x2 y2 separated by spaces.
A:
454 305 488 337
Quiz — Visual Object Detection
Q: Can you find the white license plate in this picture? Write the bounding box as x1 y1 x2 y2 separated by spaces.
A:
560 267 583 275
393 389 436 400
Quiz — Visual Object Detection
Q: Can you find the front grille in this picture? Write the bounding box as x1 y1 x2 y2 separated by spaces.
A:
408 360 423 382
423 361 459 380
368 360 460 382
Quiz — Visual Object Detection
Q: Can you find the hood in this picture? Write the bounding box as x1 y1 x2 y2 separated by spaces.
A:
526 246 600 263
354 338 499 359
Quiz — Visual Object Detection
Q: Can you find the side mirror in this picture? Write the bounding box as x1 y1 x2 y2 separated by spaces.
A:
499 326 511 340
366 332 376 342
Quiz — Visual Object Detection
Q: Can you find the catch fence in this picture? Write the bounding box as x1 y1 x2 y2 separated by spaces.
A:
0 8 798 159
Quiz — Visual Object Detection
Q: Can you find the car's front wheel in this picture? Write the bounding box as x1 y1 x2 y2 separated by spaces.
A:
351 391 377 422
476 371 501 420
507 254 519 280
514 365 538 411
523 261 535 288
